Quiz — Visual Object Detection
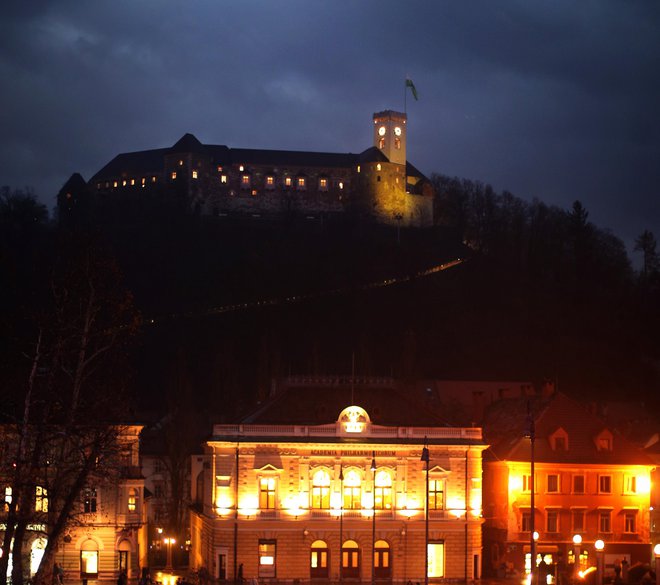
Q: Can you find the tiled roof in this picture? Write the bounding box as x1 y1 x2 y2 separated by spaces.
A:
241 381 452 427
89 134 428 182
483 391 654 465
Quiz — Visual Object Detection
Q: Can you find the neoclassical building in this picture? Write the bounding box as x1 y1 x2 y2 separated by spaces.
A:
59 110 434 227
189 384 486 584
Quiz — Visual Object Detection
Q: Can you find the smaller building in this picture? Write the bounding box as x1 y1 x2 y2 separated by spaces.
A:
482 391 655 580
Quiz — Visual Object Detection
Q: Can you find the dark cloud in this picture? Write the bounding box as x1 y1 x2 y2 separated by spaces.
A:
1 1 659 253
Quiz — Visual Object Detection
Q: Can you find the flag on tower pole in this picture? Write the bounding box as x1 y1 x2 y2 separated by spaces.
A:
405 78 419 100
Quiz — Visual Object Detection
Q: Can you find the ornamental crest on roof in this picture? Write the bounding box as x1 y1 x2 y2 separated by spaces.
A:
337 405 371 435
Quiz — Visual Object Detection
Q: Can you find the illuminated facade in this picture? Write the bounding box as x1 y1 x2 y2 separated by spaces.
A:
482 392 655 579
0 426 148 582
59 111 434 228
189 403 486 584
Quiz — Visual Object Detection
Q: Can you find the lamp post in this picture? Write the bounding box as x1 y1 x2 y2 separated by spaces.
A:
572 534 582 579
526 401 536 585
164 537 176 571
595 540 604 585
421 440 430 585
339 466 344 585
653 544 660 585
371 453 377 585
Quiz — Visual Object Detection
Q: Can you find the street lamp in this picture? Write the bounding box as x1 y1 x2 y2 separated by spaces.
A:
526 401 536 585
653 544 660 585
421 440 430 585
164 537 176 571
595 540 604 585
339 465 344 585
573 534 582 578
371 453 377 585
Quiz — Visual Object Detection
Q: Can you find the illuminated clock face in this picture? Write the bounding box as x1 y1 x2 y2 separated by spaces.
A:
394 126 402 136
378 126 386 136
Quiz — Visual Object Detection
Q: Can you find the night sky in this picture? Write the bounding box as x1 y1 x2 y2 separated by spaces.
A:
2 1 659 254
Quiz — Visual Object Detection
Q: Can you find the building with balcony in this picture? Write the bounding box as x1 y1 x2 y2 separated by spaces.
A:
189 383 486 584
481 391 655 579
0 425 148 583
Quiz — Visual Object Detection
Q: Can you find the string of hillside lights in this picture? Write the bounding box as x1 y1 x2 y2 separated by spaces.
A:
144 257 466 327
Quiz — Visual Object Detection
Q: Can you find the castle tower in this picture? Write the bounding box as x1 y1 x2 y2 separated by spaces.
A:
373 110 407 166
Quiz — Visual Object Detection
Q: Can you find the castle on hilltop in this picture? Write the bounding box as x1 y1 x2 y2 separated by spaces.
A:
59 110 434 227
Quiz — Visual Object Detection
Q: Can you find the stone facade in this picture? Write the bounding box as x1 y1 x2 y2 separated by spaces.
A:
189 406 486 584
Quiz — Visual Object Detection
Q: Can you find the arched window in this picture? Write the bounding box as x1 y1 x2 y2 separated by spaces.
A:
374 540 391 579
310 540 329 579
80 539 99 577
343 469 362 510
311 469 331 509
341 540 360 579
374 470 392 510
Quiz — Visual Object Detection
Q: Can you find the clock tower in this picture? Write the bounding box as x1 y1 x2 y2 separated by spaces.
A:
373 110 407 166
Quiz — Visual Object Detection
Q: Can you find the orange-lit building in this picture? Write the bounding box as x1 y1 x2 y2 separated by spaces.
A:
189 382 486 583
482 391 655 579
0 425 148 582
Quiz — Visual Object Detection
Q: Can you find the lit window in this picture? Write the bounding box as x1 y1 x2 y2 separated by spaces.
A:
96 183 101 190
599 475 612 494
284 177 292 187
319 177 328 191
122 180 127 187
35 486 48 512
599 510 611 532
428 542 445 578
395 137 401 150
624 511 637 533
221 175 227 184
241 175 250 187
141 178 146 185
105 182 110 188
83 488 97 513
217 166 223 172
573 475 585 494
339 182 344 190
546 509 559 532
297 177 306 189
376 164 381 171
178 160 183 166
113 181 118 188
152 176 157 183
429 479 444 510
251 190 258 196
547 474 560 493
310 540 329 578
239 165 244 172
311 469 330 509
130 179 135 186
4 486 12 511
259 477 276 509
192 170 198 179
572 509 585 531
171 172 177 180
343 469 362 510
258 539 276 578
128 488 137 512
374 470 392 510
357 165 361 173
266 176 274 185
379 138 385 149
